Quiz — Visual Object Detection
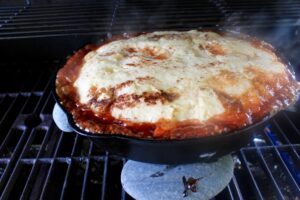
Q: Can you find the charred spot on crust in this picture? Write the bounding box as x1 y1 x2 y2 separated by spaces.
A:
149 34 164 41
142 47 169 60
125 47 138 53
87 87 115 113
123 45 169 60
115 80 134 91
88 87 114 100
113 90 180 109
198 44 205 50
126 63 139 67
113 93 141 109
196 61 224 69
204 43 226 55
149 33 192 41
88 98 112 113
99 52 116 56
250 38 274 53
214 90 243 113
136 76 153 82
161 90 180 102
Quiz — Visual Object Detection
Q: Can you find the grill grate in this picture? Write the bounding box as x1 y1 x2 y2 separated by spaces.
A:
110 0 223 33
1 0 300 38
212 0 300 28
0 0 300 199
0 6 25 27
0 1 114 39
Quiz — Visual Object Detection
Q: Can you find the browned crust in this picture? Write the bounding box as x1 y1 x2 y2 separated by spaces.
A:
55 30 299 139
204 43 227 55
56 44 98 111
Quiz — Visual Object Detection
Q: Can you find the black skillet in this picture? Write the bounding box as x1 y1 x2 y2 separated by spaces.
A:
53 29 294 164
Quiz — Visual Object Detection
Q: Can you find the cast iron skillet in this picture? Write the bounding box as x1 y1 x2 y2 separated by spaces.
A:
53 29 294 164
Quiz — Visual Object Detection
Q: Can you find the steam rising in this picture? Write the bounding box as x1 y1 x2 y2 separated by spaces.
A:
212 0 300 78
105 0 300 78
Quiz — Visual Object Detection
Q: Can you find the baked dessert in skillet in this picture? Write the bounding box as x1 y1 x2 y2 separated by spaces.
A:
56 30 300 139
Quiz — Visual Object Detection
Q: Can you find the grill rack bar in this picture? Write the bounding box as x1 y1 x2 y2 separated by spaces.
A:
225 185 235 199
101 153 109 200
20 123 56 199
59 134 82 199
255 147 285 199
80 140 94 199
39 128 64 199
229 175 243 199
239 150 264 199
